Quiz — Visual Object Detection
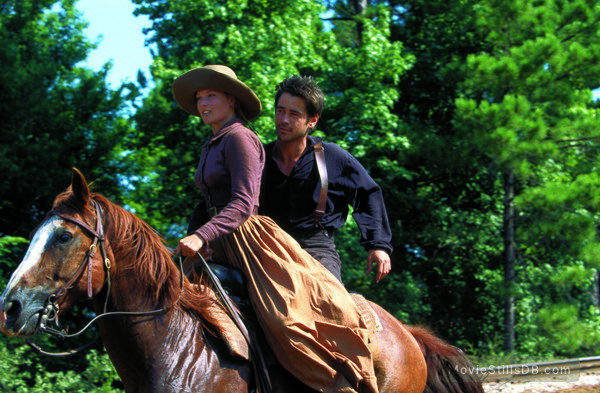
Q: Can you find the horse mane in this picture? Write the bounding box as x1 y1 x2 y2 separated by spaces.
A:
52 189 221 328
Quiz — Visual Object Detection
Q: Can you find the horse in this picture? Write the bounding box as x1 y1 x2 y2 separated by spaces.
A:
0 168 484 393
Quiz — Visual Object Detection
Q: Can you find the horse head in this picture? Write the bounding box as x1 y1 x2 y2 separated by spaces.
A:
0 168 109 337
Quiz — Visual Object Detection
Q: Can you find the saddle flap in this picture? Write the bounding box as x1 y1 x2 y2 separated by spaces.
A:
200 284 250 361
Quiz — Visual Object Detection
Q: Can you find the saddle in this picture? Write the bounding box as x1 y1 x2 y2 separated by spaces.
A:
190 262 253 361
194 261 383 362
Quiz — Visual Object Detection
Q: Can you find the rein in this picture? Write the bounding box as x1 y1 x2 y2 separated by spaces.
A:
26 200 185 357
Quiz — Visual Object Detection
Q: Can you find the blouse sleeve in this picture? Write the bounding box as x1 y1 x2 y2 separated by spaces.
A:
194 129 264 243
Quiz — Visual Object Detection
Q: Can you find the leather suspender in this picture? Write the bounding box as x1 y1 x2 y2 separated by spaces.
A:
313 142 328 227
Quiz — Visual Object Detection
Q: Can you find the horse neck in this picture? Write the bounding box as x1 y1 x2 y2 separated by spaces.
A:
96 305 212 391
91 244 192 361
88 204 250 390
92 285 251 392
101 207 182 313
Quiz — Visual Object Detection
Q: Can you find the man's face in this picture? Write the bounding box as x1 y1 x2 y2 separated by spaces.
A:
275 93 318 144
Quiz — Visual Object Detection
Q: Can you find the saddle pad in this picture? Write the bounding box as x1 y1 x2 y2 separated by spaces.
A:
350 293 383 334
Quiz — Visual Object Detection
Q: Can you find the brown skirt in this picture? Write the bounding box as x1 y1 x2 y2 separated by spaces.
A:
210 215 377 392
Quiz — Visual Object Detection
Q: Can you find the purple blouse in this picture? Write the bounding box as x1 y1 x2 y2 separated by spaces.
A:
193 119 265 243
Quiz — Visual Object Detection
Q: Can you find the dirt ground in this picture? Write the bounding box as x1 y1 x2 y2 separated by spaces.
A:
553 388 599 393
523 385 598 393
484 384 599 393
483 372 600 393
502 386 599 393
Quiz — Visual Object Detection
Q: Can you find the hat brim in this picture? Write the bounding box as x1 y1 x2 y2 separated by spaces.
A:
172 67 261 121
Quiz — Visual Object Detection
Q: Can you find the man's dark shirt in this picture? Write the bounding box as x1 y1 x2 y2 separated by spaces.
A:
259 136 393 255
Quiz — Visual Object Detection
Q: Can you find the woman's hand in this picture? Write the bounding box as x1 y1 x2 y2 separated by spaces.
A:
182 245 214 276
175 234 205 257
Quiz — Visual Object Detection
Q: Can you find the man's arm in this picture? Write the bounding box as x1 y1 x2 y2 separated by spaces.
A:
336 148 393 282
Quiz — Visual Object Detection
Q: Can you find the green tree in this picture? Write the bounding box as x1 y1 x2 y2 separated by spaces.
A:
0 341 123 392
391 0 505 350
0 0 135 388
0 0 132 237
130 0 498 352
324 0 600 358
123 0 600 360
315 4 416 314
322 0 503 347
128 0 413 248
454 0 600 353
126 0 330 235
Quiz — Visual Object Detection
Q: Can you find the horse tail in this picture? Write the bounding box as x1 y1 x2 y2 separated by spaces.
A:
405 325 485 393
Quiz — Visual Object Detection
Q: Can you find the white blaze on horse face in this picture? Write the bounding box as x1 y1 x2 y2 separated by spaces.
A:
4 216 62 292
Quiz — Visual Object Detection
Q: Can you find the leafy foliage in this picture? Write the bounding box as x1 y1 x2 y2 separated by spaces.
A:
0 342 122 392
121 0 600 357
0 0 132 388
2 0 600 388
0 0 133 237
452 0 600 354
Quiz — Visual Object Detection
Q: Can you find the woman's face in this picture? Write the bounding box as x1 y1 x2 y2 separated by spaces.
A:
195 89 235 132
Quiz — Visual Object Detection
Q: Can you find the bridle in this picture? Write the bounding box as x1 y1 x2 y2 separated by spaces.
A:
26 199 183 356
50 199 111 309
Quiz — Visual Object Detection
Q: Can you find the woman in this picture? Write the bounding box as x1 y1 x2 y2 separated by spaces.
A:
172 65 378 393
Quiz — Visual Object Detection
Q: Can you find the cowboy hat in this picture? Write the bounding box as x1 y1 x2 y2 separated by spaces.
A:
172 65 261 121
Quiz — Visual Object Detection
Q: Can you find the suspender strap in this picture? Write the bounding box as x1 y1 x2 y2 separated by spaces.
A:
313 142 328 226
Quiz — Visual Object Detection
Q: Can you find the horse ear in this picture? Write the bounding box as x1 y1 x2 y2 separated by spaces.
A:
71 168 90 206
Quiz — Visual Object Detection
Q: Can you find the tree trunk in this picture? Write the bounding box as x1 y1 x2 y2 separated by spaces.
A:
350 0 367 43
592 270 599 307
503 169 515 352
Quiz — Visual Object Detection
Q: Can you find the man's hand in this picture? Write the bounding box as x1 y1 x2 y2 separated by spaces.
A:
175 234 205 257
365 249 391 283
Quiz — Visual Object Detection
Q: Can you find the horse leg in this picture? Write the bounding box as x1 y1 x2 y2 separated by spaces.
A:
369 302 428 393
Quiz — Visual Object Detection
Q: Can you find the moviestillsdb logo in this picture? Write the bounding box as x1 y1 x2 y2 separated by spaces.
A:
454 361 579 383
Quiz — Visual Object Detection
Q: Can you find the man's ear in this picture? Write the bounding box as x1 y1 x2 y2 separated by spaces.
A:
308 114 319 129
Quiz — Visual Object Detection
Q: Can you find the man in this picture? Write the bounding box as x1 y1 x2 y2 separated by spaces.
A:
259 75 392 283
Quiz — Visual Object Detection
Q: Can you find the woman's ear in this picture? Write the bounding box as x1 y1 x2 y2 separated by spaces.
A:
228 94 236 109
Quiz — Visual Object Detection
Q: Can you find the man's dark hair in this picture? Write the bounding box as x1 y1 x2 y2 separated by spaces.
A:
275 75 324 120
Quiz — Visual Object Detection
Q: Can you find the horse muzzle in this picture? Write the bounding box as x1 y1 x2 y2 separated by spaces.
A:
0 288 48 337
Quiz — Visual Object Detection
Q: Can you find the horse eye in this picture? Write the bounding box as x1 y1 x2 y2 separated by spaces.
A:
58 233 73 244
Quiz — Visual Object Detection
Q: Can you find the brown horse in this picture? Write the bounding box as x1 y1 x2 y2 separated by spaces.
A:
0 169 483 393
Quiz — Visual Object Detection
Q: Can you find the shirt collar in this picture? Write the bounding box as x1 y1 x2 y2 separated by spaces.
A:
265 135 324 158
204 118 242 147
